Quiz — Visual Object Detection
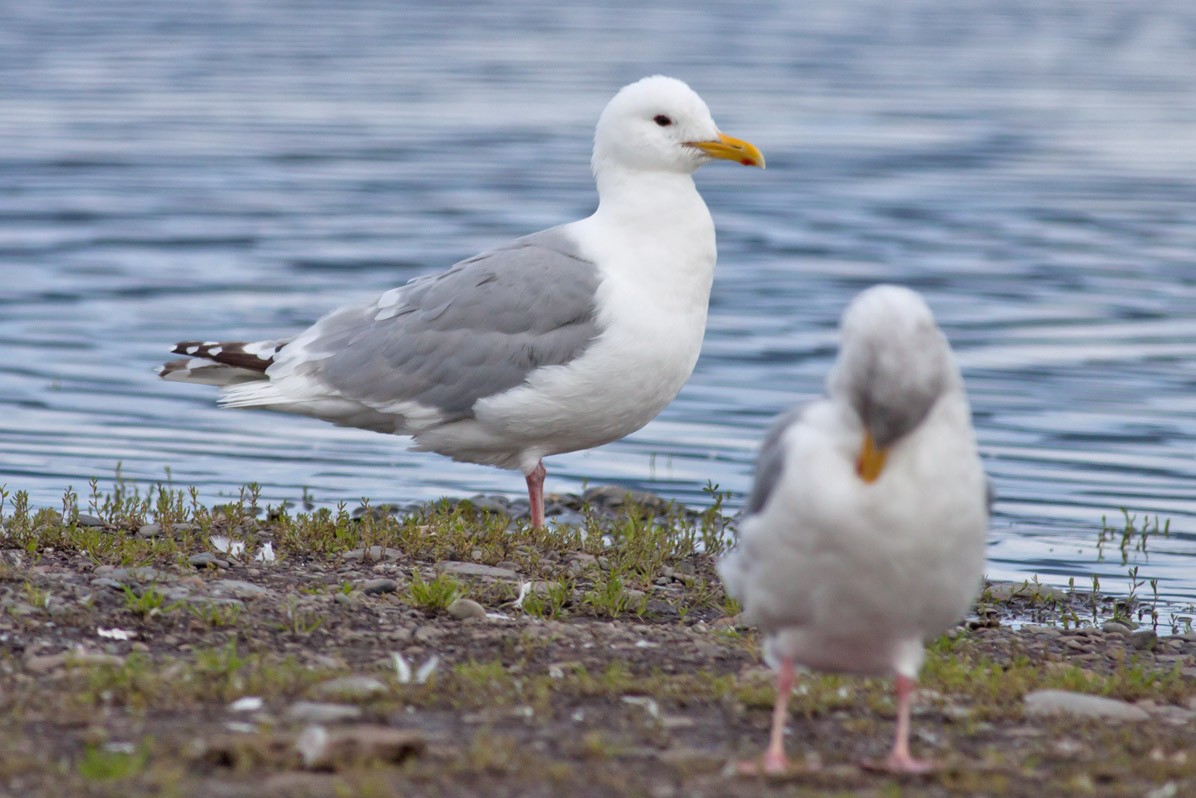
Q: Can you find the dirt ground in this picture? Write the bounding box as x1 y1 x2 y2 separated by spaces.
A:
0 487 1192 797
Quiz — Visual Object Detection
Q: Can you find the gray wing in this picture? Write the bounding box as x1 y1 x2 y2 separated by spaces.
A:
743 405 808 516
282 228 601 419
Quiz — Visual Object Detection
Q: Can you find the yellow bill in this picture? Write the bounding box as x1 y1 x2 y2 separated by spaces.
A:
856 431 887 483
687 132 765 168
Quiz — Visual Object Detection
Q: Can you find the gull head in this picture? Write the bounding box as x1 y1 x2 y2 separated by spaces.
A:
592 75 764 178
827 285 953 480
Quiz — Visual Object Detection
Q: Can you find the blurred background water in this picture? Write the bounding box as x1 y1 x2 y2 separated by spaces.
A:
0 0 1193 612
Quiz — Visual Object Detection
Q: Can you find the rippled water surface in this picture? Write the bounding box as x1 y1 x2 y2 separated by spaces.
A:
2 1 1194 610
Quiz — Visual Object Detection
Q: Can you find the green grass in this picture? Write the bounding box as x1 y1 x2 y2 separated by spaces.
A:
407 571 463 612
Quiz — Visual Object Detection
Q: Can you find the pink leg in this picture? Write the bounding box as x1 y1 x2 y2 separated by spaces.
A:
764 657 796 772
525 461 546 528
737 657 803 775
863 673 939 774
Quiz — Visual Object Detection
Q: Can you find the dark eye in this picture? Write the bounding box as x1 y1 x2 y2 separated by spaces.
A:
653 115 673 127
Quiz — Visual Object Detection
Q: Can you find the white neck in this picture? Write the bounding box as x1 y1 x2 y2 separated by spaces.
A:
583 168 717 296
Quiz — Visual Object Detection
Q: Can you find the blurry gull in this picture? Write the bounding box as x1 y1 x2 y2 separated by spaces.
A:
159 75 764 527
718 285 989 774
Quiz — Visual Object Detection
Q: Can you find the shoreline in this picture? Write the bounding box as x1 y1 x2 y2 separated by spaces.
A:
0 484 1192 796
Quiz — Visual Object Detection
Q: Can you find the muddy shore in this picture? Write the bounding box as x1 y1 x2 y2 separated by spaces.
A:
0 486 1191 797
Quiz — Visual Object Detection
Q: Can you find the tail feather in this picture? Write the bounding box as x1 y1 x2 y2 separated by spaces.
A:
159 338 290 388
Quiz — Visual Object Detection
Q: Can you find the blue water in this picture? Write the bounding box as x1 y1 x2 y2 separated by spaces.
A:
1 1 1194 612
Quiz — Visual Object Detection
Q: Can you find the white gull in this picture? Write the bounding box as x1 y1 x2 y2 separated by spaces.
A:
718 285 990 774
159 76 764 526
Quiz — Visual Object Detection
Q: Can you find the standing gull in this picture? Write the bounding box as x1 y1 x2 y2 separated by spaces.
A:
159 76 764 526
718 285 989 774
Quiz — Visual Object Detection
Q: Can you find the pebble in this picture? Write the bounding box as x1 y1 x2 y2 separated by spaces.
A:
189 553 229 569
1024 689 1151 721
1129 629 1158 651
75 514 107 528
441 562 519 580
310 676 388 701
209 580 271 599
447 598 486 620
361 578 399 596
343 546 403 562
287 701 363 724
136 523 162 539
97 565 163 583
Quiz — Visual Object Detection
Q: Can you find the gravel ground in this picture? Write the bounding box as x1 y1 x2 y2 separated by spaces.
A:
0 488 1192 797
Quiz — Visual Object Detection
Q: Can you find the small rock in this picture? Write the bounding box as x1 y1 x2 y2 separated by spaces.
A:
463 495 512 515
413 625 444 644
1129 629 1158 651
103 566 163 583
210 580 271 599
1024 689 1150 721
623 589 647 605
361 578 399 596
136 523 162 539
75 514 107 528
190 553 229 569
310 676 388 701
447 598 486 620
644 599 676 618
287 701 363 724
440 562 519 580
342 546 403 562
1102 620 1133 635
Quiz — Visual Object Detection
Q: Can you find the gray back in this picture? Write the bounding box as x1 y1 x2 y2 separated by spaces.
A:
290 228 602 419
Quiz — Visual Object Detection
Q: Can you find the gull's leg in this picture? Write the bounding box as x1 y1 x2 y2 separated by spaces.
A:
737 656 801 775
525 461 547 528
863 673 939 774
764 656 796 772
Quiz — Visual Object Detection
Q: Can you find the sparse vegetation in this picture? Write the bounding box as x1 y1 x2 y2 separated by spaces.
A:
0 479 1191 797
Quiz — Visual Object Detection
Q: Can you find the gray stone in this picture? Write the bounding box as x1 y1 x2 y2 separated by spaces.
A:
1024 689 1150 721
91 577 128 592
361 578 399 596
447 598 486 620
210 579 271 599
75 514 107 528
287 701 363 724
343 546 403 562
1129 629 1158 651
310 676 388 701
413 625 444 644
136 523 162 539
1102 620 1133 635
101 566 163 583
440 562 518 580
189 553 229 569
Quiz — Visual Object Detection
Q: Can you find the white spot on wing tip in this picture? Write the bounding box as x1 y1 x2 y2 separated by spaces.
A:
185 346 199 355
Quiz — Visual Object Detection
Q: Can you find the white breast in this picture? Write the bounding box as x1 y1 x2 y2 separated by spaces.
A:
471 186 718 469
